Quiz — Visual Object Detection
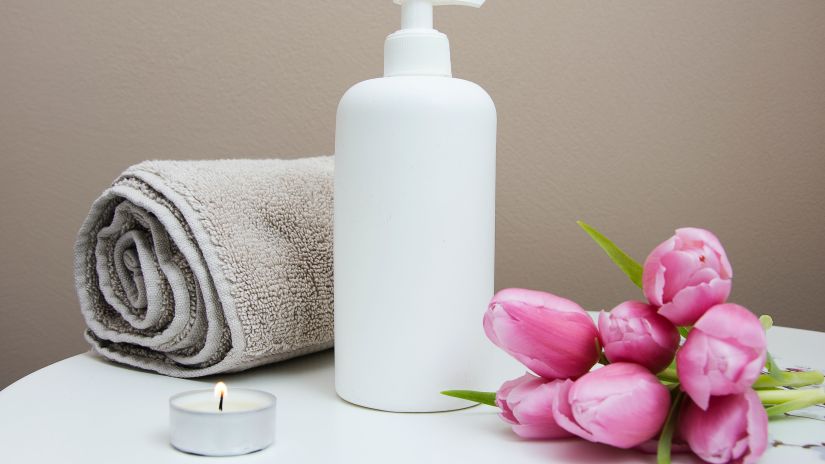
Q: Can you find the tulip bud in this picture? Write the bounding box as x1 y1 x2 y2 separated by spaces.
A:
679 390 768 464
483 288 600 379
552 363 671 449
496 373 573 439
598 301 680 373
676 304 767 410
642 228 732 326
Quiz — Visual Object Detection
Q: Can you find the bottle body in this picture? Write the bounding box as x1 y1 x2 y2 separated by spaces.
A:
334 76 497 412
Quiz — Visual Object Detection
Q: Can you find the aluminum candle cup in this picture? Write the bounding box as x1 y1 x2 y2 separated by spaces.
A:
169 386 276 456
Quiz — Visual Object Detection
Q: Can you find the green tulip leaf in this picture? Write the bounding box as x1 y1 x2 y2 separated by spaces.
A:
577 221 644 289
440 390 497 407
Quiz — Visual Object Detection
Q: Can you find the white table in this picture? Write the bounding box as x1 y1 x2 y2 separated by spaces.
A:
2 323 824 463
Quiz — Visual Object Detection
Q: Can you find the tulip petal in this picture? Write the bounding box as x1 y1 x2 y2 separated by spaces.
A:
643 237 676 306
686 266 721 288
661 251 703 303
489 309 591 379
676 304 767 409
490 288 585 315
599 302 679 373
744 389 769 464
659 277 731 326
675 228 732 278
677 332 714 410
680 391 767 464
507 374 549 405
644 228 733 323
511 383 573 439
694 304 767 351
496 372 536 424
554 364 671 449
511 382 554 425
552 380 596 442
497 374 573 440
484 291 599 379
687 400 747 463
698 244 723 276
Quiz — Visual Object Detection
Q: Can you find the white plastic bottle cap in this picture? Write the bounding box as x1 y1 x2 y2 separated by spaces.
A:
384 0 486 77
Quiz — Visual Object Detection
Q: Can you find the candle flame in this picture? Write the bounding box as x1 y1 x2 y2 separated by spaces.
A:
214 381 227 399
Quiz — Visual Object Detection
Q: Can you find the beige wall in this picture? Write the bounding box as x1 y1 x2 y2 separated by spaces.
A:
2 1 824 388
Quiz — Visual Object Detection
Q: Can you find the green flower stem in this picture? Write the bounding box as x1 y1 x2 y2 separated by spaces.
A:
753 370 824 389
657 367 679 383
756 388 825 405
757 389 802 404
657 391 685 464
763 389 825 417
659 368 823 390
759 315 773 331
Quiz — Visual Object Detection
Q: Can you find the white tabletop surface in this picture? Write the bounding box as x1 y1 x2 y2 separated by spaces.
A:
2 322 824 463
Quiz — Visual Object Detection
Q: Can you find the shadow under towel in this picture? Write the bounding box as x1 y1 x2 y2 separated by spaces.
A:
74 157 334 377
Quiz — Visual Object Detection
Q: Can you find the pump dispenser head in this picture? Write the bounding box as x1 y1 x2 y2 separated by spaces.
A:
384 0 486 77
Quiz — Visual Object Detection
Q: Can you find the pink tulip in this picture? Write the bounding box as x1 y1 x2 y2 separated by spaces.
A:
679 390 768 464
552 363 671 449
676 304 767 410
643 228 733 326
598 300 680 373
496 373 573 439
483 288 600 379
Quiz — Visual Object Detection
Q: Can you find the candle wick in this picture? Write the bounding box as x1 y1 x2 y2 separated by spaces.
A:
219 392 224 412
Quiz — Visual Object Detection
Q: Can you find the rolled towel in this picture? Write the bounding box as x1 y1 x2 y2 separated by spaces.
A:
74 157 334 377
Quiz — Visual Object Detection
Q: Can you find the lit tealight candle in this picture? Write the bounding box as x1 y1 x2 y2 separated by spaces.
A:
169 382 276 456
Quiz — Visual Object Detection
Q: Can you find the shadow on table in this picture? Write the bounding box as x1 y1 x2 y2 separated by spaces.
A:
85 347 335 391
204 348 333 388
545 439 703 464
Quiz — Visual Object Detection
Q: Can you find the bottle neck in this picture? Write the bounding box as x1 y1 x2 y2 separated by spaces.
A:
384 30 452 77
401 0 434 29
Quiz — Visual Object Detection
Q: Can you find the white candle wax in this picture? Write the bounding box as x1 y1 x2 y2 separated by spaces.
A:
169 388 276 456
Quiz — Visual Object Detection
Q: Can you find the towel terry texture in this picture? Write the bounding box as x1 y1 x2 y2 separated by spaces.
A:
74 157 334 377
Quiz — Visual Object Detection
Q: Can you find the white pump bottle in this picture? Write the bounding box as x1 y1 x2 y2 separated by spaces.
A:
334 0 498 412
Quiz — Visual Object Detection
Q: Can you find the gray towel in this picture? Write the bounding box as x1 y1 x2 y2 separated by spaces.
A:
74 157 334 377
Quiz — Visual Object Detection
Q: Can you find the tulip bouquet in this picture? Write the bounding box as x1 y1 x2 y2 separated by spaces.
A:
443 223 825 464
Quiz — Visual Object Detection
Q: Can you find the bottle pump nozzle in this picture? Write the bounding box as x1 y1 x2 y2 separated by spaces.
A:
385 0 486 77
